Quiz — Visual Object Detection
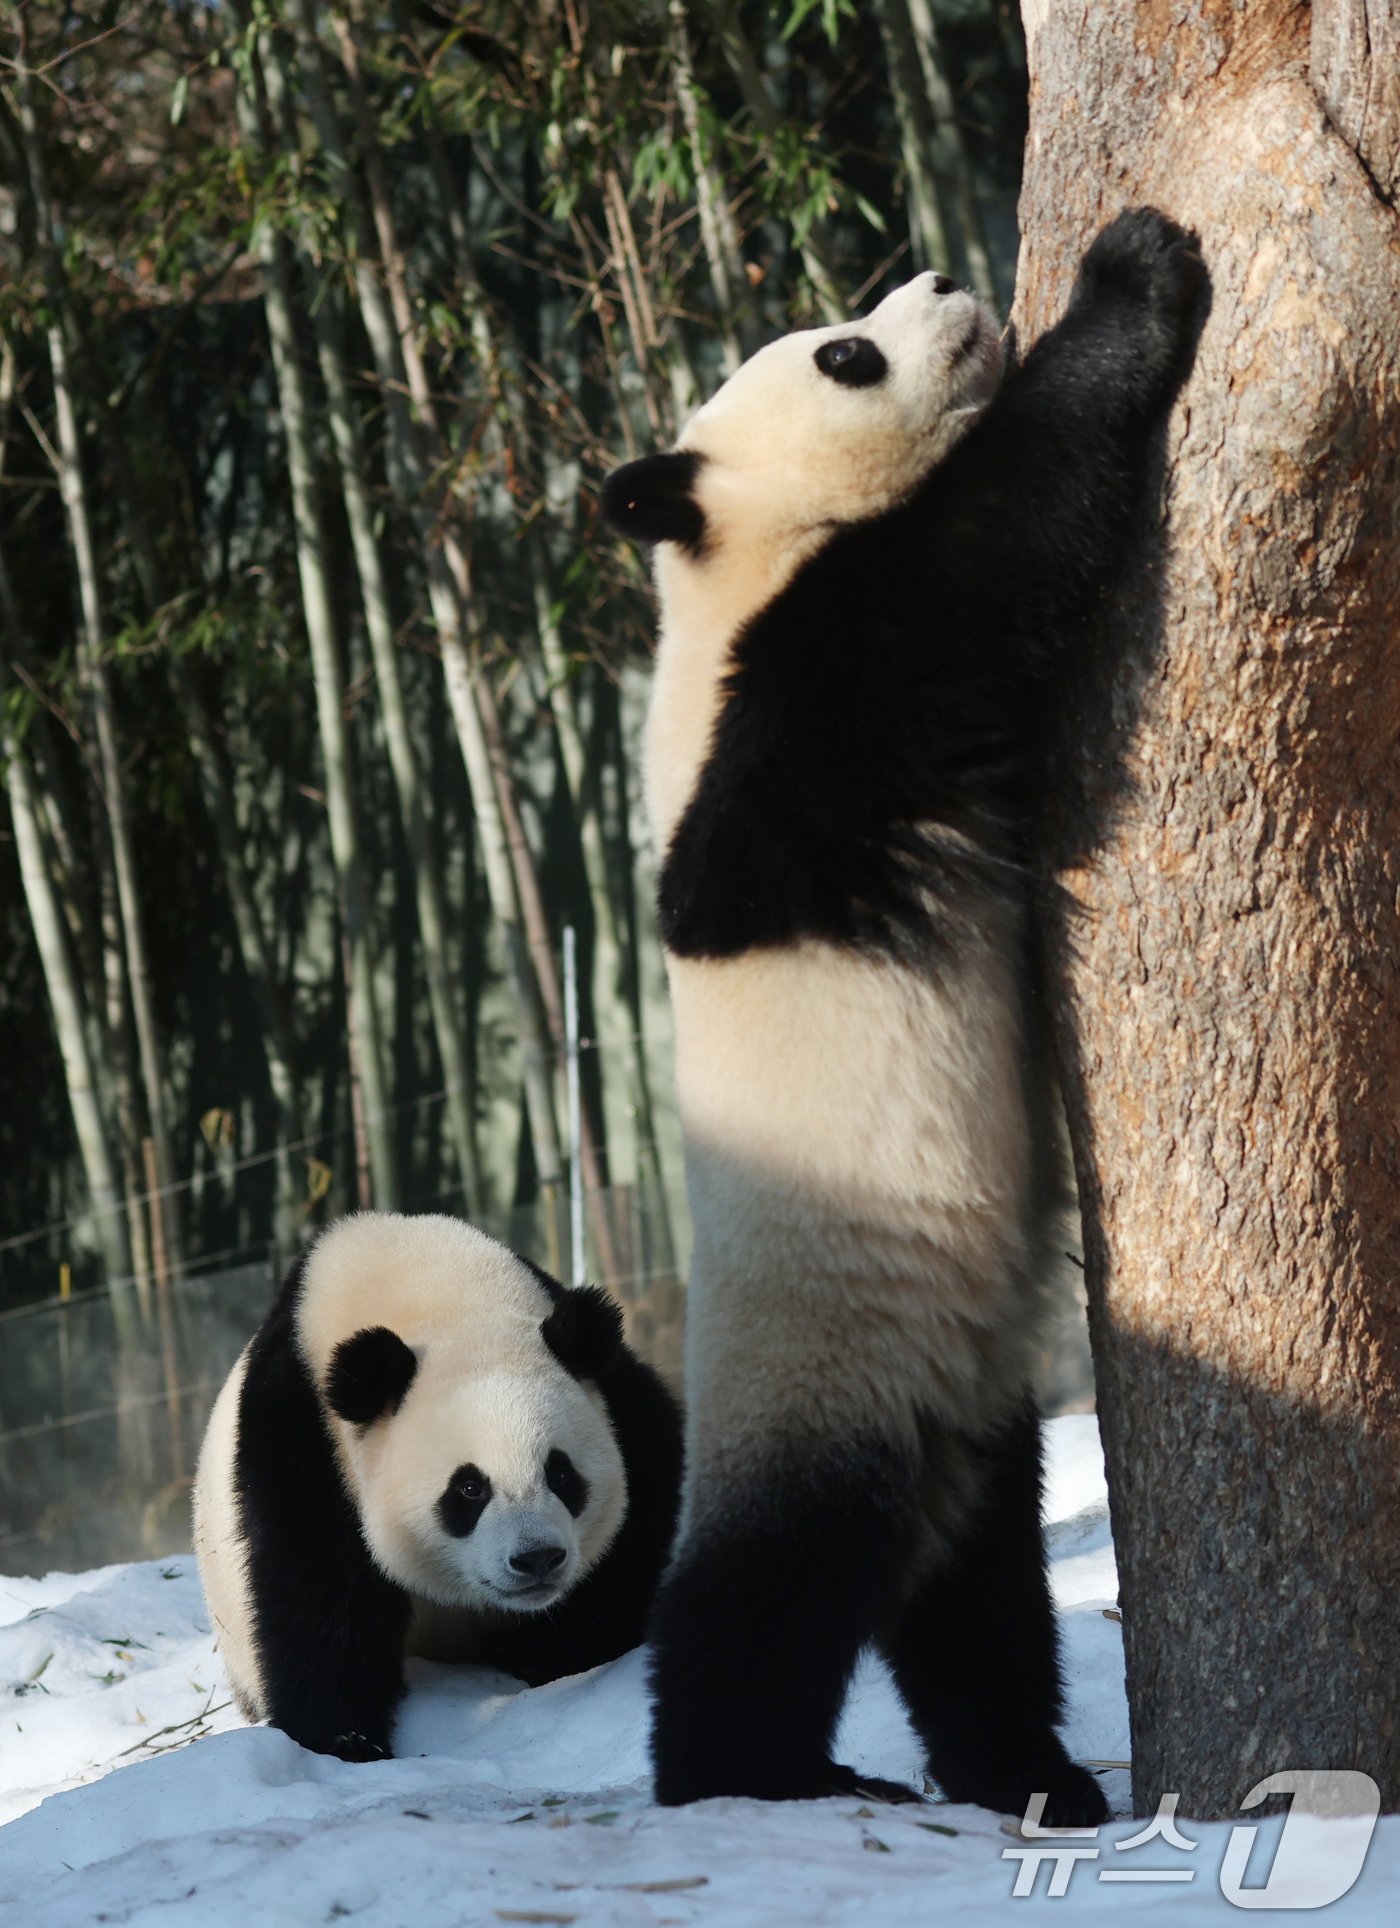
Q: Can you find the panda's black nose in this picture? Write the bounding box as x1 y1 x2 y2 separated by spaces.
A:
930 274 958 296
511 1543 567 1580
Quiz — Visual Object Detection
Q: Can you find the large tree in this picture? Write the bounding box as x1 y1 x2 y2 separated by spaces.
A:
1016 0 1400 1817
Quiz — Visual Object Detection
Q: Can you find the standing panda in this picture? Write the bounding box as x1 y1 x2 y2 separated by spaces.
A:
602 210 1203 1821
193 1212 682 1761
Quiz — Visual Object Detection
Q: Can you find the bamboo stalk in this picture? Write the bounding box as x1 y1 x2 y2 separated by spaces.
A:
14 26 184 1277
669 0 749 372
257 33 482 1209
395 52 649 1206
167 656 304 1248
904 0 999 303
333 10 597 1204
707 0 847 321
15 309 308 1251
228 9 399 1206
870 0 955 277
0 591 135 1324
295 0 565 1201
333 5 623 1275
142 1134 184 1482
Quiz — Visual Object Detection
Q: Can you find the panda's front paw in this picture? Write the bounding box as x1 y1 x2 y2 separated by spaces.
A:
1074 207 1205 327
328 1730 392 1764
939 1747 1111 1829
823 1761 925 1805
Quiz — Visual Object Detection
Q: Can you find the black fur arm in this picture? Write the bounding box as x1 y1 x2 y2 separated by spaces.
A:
925 207 1206 644
648 210 1206 963
236 1277 412 1761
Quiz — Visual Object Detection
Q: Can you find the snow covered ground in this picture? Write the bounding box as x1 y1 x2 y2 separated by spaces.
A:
0 1415 1394 1925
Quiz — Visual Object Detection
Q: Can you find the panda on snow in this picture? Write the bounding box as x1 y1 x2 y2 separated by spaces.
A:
193 1212 682 1761
603 210 1203 1820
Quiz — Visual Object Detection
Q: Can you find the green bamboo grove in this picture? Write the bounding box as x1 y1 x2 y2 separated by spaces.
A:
0 0 1028 1315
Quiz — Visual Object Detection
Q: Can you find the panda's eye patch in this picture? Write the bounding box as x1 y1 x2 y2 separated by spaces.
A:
437 1462 492 1537
814 337 888 387
545 1449 589 1519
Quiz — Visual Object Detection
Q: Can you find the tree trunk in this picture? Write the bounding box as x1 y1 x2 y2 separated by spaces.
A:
1015 0 1400 1818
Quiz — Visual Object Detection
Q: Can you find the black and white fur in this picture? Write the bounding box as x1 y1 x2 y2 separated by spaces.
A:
193 1212 682 1761
602 211 1203 1820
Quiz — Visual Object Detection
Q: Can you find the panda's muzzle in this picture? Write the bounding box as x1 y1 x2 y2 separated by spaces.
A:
510 1542 567 1582
486 1539 571 1605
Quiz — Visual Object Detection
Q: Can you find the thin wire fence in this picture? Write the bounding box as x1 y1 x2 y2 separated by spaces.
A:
0 1013 690 1350
0 1026 670 1268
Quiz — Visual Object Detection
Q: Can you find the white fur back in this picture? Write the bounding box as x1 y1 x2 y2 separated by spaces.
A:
191 1348 264 1717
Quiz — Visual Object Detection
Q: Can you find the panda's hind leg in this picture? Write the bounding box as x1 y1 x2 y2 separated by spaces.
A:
879 1404 1110 1826
647 1431 920 1805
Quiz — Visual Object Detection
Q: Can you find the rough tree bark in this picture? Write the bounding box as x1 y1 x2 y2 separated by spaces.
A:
1015 0 1400 1817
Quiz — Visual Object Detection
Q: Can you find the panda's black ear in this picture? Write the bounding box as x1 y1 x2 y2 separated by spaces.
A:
326 1326 418 1425
541 1285 625 1382
601 452 706 553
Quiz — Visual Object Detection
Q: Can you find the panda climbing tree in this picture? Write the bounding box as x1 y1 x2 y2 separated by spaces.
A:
1014 0 1400 1822
605 210 1205 1823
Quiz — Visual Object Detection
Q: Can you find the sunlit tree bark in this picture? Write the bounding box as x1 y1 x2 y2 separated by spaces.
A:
1017 0 1400 1817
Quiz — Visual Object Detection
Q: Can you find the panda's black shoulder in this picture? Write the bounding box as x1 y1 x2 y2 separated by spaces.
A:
598 1343 683 1507
235 1249 361 1531
240 1248 314 1417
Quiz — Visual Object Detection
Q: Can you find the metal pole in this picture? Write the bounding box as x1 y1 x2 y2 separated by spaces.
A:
563 925 585 1285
